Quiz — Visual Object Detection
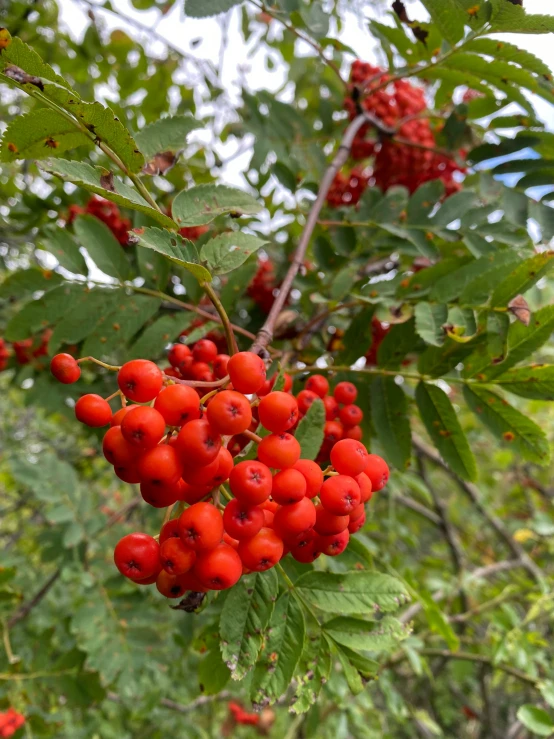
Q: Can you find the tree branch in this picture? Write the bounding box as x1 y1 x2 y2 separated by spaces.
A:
7 569 61 629
107 690 232 714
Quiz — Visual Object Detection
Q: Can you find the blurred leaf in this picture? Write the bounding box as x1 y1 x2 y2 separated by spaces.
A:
173 184 261 226
516 705 554 737
295 398 325 460
74 215 131 280
132 226 211 282
415 302 448 347
370 376 411 470
295 571 409 615
200 232 267 275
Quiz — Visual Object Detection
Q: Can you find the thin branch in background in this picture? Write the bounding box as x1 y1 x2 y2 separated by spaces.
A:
7 569 61 629
107 690 232 713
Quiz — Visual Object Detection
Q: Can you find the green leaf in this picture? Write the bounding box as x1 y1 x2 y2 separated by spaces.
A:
416 382 477 481
490 0 554 34
134 115 200 158
419 0 466 43
0 108 91 162
463 385 550 465
0 267 63 300
74 215 130 281
530 201 554 242
198 647 231 695
418 338 477 378
0 34 77 92
295 570 409 615
415 302 448 347
464 38 552 77
407 181 445 224
495 365 554 401
370 376 411 470
220 570 278 680
290 632 332 714
377 318 419 370
132 226 211 282
200 232 268 276
418 590 460 651
172 184 261 227
516 705 554 737
184 0 242 17
323 615 408 652
40 226 88 275
294 398 325 461
4 283 82 341
490 253 554 307
251 591 305 706
129 314 190 361
336 306 375 365
398 257 472 299
457 252 521 305
40 159 175 228
432 190 479 227
48 288 122 351
220 259 259 312
335 642 364 695
468 135 542 165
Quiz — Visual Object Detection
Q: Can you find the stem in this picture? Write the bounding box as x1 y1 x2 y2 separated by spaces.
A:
219 485 232 502
414 649 539 688
161 504 175 528
201 282 238 355
77 356 121 371
2 621 20 665
164 372 229 389
276 564 321 625
200 388 220 405
243 429 262 444
287 364 504 385
276 562 296 590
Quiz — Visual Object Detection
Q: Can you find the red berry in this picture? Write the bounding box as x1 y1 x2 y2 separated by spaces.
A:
168 343 191 369
258 391 299 433
222 498 264 540
118 359 163 402
114 463 142 484
257 432 301 469
290 529 321 563
305 374 329 398
213 354 230 379
75 394 112 427
176 418 221 467
334 381 357 405
51 353 80 384
273 497 316 539
348 511 366 533
102 426 135 466
114 532 161 580
133 572 159 585
194 542 242 590
140 479 182 508
189 361 214 383
339 404 363 428
154 384 200 427
271 468 307 504
121 405 166 449
182 456 219 486
193 339 218 364
156 570 189 599
206 390 252 435
228 351 266 394
292 459 323 498
356 472 373 503
282 373 293 393
323 396 339 420
296 389 319 415
314 503 349 536
330 439 369 477
160 518 181 544
344 425 363 441
320 475 361 515
160 538 196 576
324 420 344 445
138 445 183 487
349 502 365 522
229 460 272 505
178 502 223 550
237 527 284 571
111 406 132 427
209 447 234 486
179 480 212 505
318 529 349 556
364 454 390 491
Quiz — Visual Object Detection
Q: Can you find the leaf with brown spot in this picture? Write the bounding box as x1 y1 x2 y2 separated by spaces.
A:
508 295 531 326
142 151 176 176
4 64 43 90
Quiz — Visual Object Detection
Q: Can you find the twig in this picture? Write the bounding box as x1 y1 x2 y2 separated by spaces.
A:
7 569 61 629
382 489 441 526
415 649 539 688
107 690 232 713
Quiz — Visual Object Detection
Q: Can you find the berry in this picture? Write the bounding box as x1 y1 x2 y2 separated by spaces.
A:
102 426 135 466
348 511 366 534
168 343 191 369
297 389 319 415
160 518 181 544
229 460 272 505
271 468 307 504
305 374 329 398
51 353 80 384
258 391 299 433
323 395 339 420
156 570 189 599
182 456 219 486
356 472 373 503
237 528 284 571
189 362 214 382
138 445 183 487
364 454 389 491
178 502 223 551
111 406 132 427
273 497 316 539
324 420 344 445
141 479 182 508
334 381 357 405
344 425 363 441
339 404 363 428
179 480 212 505
222 498 265 540
194 542 242 590
176 418 222 467
257 432 301 469
318 529 349 556
213 353 230 379
154 384 200 427
228 351 266 394
290 529 321 563
118 359 163 403
293 459 324 498
330 439 369 477
160 538 196 576
121 405 166 449
206 390 252 435
320 475 361 515
193 339 218 364
75 394 112 427
314 504 349 536
114 463 142 485
114 532 161 580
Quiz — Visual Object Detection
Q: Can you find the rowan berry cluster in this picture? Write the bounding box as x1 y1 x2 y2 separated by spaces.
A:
365 316 391 366
163 337 230 384
178 225 209 241
0 329 54 372
50 343 389 599
0 709 25 739
228 701 259 726
327 60 465 206
247 258 279 314
66 195 131 246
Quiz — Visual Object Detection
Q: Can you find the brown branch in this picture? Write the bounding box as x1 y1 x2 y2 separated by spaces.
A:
107 690 232 713
382 489 441 526
416 649 539 688
7 569 61 629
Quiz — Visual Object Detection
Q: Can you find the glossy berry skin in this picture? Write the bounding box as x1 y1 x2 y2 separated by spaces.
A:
111 406 132 427
344 425 363 441
324 421 344 446
257 433 301 469
102 426 135 467
290 529 321 563
258 391 298 433
356 472 373 503
339 404 363 428
293 459 324 498
156 570 189 599
237 528 284 571
140 478 182 508
194 542 242 590
138 445 183 487
114 533 161 580
365 454 390 491
154 384 200 427
182 457 219 487
121 406 166 449
229 460 272 505
178 502 223 551
323 395 339 421
213 354 230 379
320 475 361 515
330 439 369 477
349 502 365 522
160 518 181 544
51 353 81 384
296 389 319 415
314 503 349 536
209 447 234 487
348 511 366 534
179 480 212 505
176 419 221 467
114 463 142 485
318 529 350 556
160 538 196 576
206 390 252 435
118 359 163 403
189 362 214 383
193 339 218 364
168 343 191 369
273 497 316 539
334 381 358 405
75 394 112 427
228 351 266 394
305 374 329 398
222 498 264 540
271 468 307 504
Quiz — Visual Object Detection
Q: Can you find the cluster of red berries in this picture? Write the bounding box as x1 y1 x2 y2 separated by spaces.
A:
247 258 279 314
0 709 24 739
50 343 389 598
0 329 53 372
327 60 465 206
365 316 391 366
67 195 131 245
228 702 259 726
163 337 230 386
178 225 209 241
